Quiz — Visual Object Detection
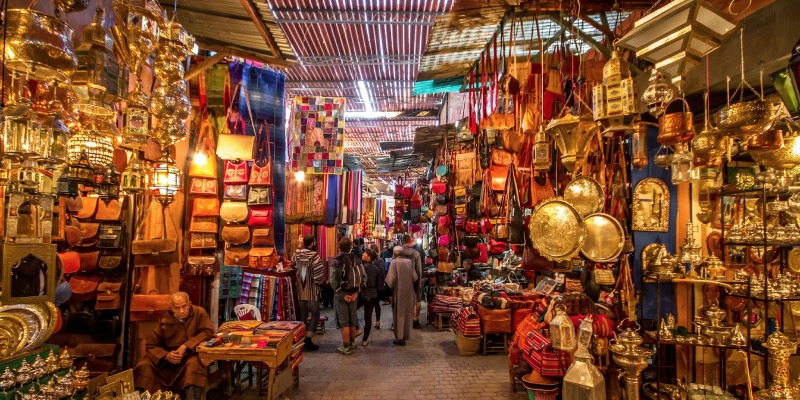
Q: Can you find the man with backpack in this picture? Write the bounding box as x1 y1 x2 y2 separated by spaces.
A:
329 238 366 355
292 236 325 351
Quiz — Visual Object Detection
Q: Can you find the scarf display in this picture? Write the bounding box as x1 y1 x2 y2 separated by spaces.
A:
240 271 297 322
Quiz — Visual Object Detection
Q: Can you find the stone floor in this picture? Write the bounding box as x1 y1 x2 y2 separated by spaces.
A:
218 303 528 399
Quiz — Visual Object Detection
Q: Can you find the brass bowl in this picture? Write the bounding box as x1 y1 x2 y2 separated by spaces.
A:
3 9 77 82
692 126 726 167
581 213 625 263
719 99 773 142
528 198 585 262
750 134 800 170
747 127 785 151
657 98 694 145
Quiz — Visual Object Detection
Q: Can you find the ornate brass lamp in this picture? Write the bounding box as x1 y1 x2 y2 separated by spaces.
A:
121 151 147 194
563 316 606 400
2 9 78 83
641 70 674 117
150 149 181 206
96 163 120 204
549 304 576 351
754 331 798 400
2 96 42 160
111 0 165 81
592 50 638 135
39 100 71 166
56 166 80 198
122 83 151 148
533 126 551 171
609 323 653 400
546 114 598 173
67 124 114 168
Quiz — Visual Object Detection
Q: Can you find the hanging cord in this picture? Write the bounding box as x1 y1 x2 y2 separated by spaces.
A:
728 0 752 15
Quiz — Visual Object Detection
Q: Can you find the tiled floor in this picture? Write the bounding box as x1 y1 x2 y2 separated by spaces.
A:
223 303 528 399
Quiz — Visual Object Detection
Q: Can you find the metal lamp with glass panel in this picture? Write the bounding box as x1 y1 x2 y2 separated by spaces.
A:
592 49 639 136
2 89 43 160
121 151 147 194
771 38 800 117
96 163 120 204
150 149 181 206
67 123 114 170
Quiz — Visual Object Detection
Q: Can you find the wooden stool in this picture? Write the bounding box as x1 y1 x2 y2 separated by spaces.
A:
482 333 508 355
434 313 451 331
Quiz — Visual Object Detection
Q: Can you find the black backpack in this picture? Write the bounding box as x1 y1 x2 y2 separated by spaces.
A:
336 253 365 292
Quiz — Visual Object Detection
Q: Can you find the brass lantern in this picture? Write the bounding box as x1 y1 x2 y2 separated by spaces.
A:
56 166 80 198
111 0 165 80
66 151 97 187
592 50 638 136
641 70 674 117
546 114 599 173
2 98 42 160
67 124 114 168
122 83 150 148
121 151 147 193
549 304 576 351
39 100 71 166
150 149 181 205
533 126 551 171
563 315 605 400
9 158 42 194
96 163 120 204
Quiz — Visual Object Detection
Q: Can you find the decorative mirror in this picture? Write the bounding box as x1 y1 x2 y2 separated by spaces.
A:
5 193 53 243
1 243 58 304
632 178 669 232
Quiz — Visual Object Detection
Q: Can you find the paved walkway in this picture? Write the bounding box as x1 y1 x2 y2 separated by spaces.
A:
266 303 526 399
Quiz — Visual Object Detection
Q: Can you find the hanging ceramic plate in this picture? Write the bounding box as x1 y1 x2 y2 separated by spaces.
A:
563 176 604 216
581 213 625 263
788 248 800 275
528 198 585 262
0 303 48 351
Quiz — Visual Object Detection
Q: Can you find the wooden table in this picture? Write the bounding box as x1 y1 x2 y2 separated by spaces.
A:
197 333 295 400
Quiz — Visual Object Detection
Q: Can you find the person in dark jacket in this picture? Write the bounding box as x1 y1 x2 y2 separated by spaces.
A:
464 259 483 282
360 248 385 346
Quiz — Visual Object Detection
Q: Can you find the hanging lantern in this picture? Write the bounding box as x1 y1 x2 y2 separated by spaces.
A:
641 70 674 117
66 151 97 187
549 304 576 351
592 50 638 136
616 0 737 82
67 123 114 168
95 163 120 204
0 160 11 187
111 0 165 80
150 149 181 205
771 38 800 116
670 143 699 184
122 83 150 148
9 158 42 194
2 99 42 159
38 100 71 166
546 114 599 173
631 122 650 169
121 151 147 193
71 6 126 119
533 126 551 171
563 315 605 400
56 166 80 198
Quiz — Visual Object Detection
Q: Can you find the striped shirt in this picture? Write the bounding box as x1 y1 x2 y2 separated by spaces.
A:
292 249 325 301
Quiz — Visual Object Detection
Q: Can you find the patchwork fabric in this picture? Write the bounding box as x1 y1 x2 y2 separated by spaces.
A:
291 96 346 175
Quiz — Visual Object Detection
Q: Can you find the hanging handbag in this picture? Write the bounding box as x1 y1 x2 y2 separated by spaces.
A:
249 123 273 186
224 246 250 266
58 251 80 275
186 255 218 276
216 83 256 160
131 203 178 266
129 291 171 321
188 118 217 178
224 160 249 185
95 282 123 310
252 227 275 246
76 196 98 219
249 247 279 269
69 275 101 301
220 201 249 223
248 187 273 206
79 223 100 247
66 196 83 213
189 216 218 233
489 238 507 254
96 199 123 221
190 178 218 196
224 184 248 201
248 206 273 227
97 224 123 249
190 233 217 249
192 197 220 217
98 253 124 275
65 216 81 247
221 224 250 245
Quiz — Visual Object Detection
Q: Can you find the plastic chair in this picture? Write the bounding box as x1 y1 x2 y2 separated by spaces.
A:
234 304 261 321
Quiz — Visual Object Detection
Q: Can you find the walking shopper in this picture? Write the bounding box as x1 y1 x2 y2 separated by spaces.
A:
292 236 325 351
401 235 423 328
330 238 366 355
385 246 418 346
361 248 385 346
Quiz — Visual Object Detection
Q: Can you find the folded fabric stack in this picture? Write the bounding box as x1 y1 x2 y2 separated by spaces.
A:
429 295 464 315
452 307 481 338
258 321 305 371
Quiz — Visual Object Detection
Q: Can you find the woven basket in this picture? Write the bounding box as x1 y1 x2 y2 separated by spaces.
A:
455 333 481 356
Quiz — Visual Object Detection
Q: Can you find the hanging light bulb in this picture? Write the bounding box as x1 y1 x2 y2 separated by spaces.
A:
193 151 208 166
294 170 305 182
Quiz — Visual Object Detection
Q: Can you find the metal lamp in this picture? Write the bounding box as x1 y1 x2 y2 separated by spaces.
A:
67 123 114 168
40 101 71 166
121 151 147 194
122 83 150 148
96 163 120 204
549 304 576 351
150 149 181 205
2 98 42 160
67 151 97 188
770 38 800 116
56 166 80 198
9 158 42 194
641 70 674 117
592 50 638 135
533 126 551 171
563 315 606 400
616 0 737 82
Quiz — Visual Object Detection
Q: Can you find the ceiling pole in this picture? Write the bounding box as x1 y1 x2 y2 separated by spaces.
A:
185 52 227 81
575 11 615 42
239 0 285 61
546 14 642 75
194 39 292 68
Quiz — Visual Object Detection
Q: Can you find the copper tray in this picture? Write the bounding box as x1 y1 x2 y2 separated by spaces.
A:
563 176 604 216
581 213 625 263
0 303 49 351
528 198 585 262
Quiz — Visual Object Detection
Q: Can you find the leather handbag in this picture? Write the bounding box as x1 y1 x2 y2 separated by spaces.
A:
489 239 507 254
501 127 525 154
96 199 123 221
95 282 123 310
66 196 83 213
249 123 273 187
65 217 81 247
76 196 98 219
438 235 450 247
65 309 94 333
252 227 274 246
189 216 218 233
249 247 278 268
78 251 99 272
248 187 273 206
435 137 450 178
224 247 250 266
188 119 217 178
224 160 249 184
192 197 220 217
248 206 273 227
186 255 218 276
58 251 80 275
129 292 171 321
69 275 100 301
97 224 123 249
224 184 247 201
431 180 447 195
222 224 250 245
73 344 119 372
190 233 217 249
216 83 256 160
465 220 480 234
79 223 100 247
476 304 512 334
190 178 218 195
132 203 178 266
220 201 249 223
98 253 124 275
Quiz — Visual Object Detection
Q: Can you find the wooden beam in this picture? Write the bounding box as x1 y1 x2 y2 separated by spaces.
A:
194 38 293 69
547 14 611 58
185 52 227 81
575 11 615 42
519 1 657 12
239 0 284 61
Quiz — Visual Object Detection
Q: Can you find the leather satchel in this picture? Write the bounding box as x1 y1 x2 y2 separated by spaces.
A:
97 224 123 249
248 206 273 227
76 196 98 219
193 197 220 217
223 160 249 184
252 228 274 246
78 251 99 272
216 83 256 161
95 282 123 310
249 247 278 269
190 233 217 249
73 344 119 373
186 255 218 276
66 196 83 213
190 178 218 195
224 184 248 201
129 293 171 321
247 187 273 206
96 199 123 221
249 123 273 187
189 216 218 233
222 224 250 245
220 201 249 223
131 203 178 266
65 217 82 247
69 275 101 301
224 247 250 266
58 251 80 275
98 254 124 275
79 223 100 247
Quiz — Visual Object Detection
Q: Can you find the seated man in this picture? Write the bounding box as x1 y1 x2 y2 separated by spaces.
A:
134 292 214 399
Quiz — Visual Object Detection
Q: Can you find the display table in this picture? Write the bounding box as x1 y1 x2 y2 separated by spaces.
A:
197 322 299 400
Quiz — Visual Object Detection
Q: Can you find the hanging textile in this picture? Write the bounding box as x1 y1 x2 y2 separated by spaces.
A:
290 96 346 175
285 175 325 224
324 175 340 226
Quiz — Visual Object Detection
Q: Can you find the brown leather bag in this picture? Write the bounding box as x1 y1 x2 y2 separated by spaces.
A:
78 251 99 272
501 127 525 154
252 227 274 246
64 217 81 247
73 344 119 375
220 201 249 223
98 254 124 275
79 223 100 247
224 247 250 266
129 293 171 321
96 199 123 221
95 282 123 309
192 197 220 217
249 247 278 268
190 233 217 249
221 224 250 245
76 196 98 219
131 203 178 266
476 304 512 334
189 216 218 233
186 255 218 276
66 196 83 213
69 275 101 301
